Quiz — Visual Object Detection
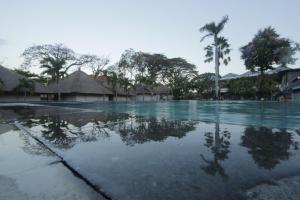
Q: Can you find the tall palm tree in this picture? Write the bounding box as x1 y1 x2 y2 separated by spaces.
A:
200 15 231 99
40 57 68 101
106 71 119 101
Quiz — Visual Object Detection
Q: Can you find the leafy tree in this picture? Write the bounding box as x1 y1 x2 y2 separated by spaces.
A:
117 49 196 99
14 69 48 84
106 70 119 99
161 57 197 99
200 16 231 99
240 27 300 98
84 55 110 78
191 73 215 98
14 78 35 99
22 43 96 101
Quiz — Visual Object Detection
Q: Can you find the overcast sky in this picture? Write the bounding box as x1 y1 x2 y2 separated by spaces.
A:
0 0 300 75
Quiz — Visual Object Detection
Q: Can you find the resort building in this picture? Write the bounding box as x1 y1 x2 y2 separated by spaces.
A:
0 65 173 102
95 75 135 101
277 68 300 102
0 65 47 102
134 84 173 101
44 69 113 102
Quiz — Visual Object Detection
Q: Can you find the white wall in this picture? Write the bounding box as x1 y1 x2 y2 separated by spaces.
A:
62 94 109 102
114 96 131 102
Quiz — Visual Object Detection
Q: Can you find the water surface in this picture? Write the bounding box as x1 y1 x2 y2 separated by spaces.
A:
1 101 300 200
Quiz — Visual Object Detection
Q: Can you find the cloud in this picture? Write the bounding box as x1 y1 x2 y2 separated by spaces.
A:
0 39 7 46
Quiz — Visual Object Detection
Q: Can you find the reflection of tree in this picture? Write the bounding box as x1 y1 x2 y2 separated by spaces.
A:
241 127 298 170
115 117 197 146
201 122 231 179
19 132 53 157
20 111 131 149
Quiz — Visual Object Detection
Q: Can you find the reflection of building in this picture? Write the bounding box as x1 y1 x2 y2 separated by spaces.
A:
0 65 47 101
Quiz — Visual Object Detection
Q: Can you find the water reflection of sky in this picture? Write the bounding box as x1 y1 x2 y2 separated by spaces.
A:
2 104 299 200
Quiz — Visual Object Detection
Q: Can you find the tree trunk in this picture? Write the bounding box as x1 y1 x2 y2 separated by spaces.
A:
214 38 220 100
56 79 61 101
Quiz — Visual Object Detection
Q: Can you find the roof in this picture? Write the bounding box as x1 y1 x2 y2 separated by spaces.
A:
95 78 135 96
135 85 152 94
46 70 113 95
221 66 293 80
152 85 171 94
135 84 171 95
221 73 239 80
0 65 47 93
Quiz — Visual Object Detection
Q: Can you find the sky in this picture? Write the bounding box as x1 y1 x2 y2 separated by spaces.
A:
0 0 300 75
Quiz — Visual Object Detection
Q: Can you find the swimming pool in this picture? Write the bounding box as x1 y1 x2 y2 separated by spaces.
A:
1 101 300 200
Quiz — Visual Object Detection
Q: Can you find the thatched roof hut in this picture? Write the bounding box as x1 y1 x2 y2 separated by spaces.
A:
0 65 47 93
46 70 113 95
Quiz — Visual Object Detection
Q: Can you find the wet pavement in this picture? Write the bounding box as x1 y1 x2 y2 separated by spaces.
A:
0 123 104 200
1 102 300 200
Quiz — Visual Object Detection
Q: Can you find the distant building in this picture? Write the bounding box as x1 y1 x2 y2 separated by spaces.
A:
276 68 300 102
0 65 47 102
220 73 239 81
94 75 134 101
134 84 173 101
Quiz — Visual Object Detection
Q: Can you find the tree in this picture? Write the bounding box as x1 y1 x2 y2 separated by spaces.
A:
22 44 95 101
161 57 197 99
191 73 215 98
14 78 35 99
84 55 110 78
106 70 119 100
14 68 48 84
240 27 300 98
200 15 231 99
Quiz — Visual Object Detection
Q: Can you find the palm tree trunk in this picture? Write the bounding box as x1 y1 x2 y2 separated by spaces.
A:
214 39 220 100
56 79 61 101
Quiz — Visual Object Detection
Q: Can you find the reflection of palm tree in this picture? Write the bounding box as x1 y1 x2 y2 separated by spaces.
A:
241 127 298 170
201 122 231 179
19 132 53 157
41 116 77 149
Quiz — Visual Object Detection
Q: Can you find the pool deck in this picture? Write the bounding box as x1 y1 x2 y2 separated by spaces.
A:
0 123 105 200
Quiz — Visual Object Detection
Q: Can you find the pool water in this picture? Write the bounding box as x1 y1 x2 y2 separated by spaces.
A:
1 101 300 200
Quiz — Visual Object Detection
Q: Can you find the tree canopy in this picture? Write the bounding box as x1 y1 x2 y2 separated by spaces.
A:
240 27 300 74
117 49 197 99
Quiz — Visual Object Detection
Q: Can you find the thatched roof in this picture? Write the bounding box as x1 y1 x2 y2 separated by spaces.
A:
135 85 152 95
94 76 135 96
152 85 171 94
0 65 47 93
135 84 171 95
46 70 113 95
